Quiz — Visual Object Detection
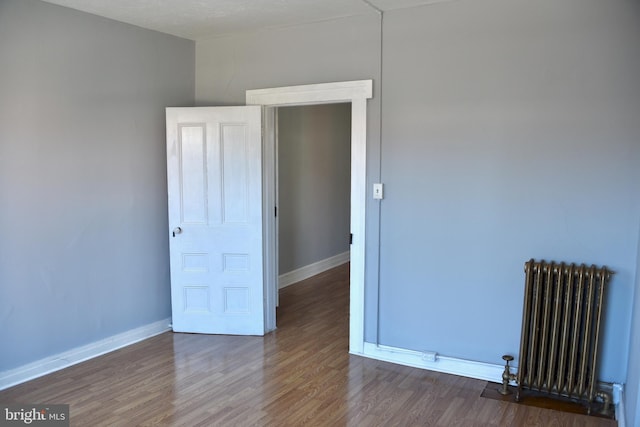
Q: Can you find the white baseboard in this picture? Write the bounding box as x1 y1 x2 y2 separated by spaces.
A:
361 342 624 422
0 317 172 391
279 251 350 289
614 383 626 427
362 342 506 383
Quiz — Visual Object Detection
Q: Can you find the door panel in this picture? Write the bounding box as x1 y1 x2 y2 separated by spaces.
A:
166 106 264 335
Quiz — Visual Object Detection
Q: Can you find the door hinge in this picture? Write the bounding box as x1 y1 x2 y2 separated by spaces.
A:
350 233 353 245
275 206 278 217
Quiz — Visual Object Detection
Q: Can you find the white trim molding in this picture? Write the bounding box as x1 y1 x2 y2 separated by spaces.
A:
247 80 372 354
362 342 505 382
279 251 350 289
613 383 625 427
363 342 624 423
247 80 373 107
0 318 171 391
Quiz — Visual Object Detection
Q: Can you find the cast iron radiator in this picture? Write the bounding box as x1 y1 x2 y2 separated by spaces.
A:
500 259 613 414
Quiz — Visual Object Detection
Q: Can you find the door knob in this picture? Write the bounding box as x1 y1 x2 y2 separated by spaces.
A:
172 227 182 237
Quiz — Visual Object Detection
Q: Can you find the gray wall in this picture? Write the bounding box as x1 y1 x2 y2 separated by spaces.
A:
0 0 194 370
277 104 351 274
195 0 640 391
379 0 640 383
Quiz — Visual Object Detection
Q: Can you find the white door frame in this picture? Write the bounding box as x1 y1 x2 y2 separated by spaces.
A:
246 80 372 354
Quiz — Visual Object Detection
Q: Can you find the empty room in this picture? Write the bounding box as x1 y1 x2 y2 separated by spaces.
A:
1 0 640 425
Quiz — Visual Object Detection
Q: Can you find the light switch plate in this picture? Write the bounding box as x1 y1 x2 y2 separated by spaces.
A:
373 183 383 200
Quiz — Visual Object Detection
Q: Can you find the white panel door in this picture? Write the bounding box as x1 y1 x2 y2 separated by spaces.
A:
166 106 264 335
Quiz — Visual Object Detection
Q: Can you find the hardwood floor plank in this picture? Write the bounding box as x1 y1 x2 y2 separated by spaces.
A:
0 263 616 426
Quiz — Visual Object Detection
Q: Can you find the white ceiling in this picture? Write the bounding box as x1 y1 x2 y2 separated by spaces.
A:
39 0 453 40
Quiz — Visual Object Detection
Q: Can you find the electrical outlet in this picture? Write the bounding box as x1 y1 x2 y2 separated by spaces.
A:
421 351 437 362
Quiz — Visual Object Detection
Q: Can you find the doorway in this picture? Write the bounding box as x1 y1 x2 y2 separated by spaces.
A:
276 103 351 301
246 80 372 354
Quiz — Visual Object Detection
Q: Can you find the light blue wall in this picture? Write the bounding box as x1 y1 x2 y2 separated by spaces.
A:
278 104 351 274
379 0 640 383
0 0 194 371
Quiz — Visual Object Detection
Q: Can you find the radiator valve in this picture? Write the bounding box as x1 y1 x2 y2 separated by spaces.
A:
499 354 517 395
596 390 612 416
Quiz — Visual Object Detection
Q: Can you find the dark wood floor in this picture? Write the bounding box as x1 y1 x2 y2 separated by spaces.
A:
0 264 617 426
